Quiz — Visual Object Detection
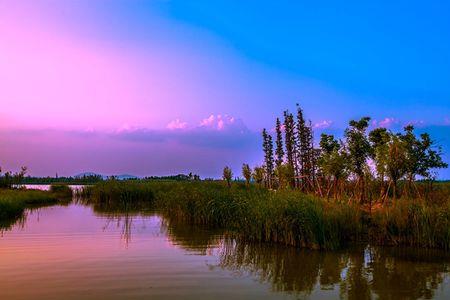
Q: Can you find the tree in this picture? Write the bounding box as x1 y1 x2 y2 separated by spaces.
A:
275 163 295 190
223 166 233 188
384 134 407 199
400 125 447 196
275 117 284 168
262 129 275 188
345 117 372 203
295 104 315 191
252 166 265 186
369 128 391 198
242 163 252 186
318 134 348 199
283 111 296 187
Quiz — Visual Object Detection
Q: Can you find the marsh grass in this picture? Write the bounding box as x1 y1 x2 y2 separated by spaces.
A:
0 186 76 229
0 189 59 227
80 180 450 250
81 181 363 249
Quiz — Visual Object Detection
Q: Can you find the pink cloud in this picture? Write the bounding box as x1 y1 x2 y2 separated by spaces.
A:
166 119 188 130
199 115 240 131
313 120 333 129
376 117 397 128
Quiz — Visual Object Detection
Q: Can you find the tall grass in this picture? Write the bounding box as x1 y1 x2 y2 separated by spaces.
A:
81 181 362 249
0 186 75 228
80 180 450 250
0 189 58 222
370 199 450 249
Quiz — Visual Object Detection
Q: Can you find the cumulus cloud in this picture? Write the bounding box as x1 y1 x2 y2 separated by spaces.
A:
199 114 247 132
113 114 255 149
371 117 398 128
166 119 188 130
314 120 333 129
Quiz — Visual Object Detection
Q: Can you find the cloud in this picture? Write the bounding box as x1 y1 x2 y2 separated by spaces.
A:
199 114 246 132
113 115 256 149
371 117 398 128
167 119 188 130
314 120 333 129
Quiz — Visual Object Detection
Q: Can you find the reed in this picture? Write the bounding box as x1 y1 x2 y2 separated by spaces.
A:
80 180 450 250
0 189 58 221
81 181 362 249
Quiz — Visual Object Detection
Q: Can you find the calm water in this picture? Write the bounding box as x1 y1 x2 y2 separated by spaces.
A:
1 193 450 299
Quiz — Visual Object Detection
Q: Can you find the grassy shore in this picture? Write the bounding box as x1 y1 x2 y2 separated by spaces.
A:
79 180 450 250
0 185 73 228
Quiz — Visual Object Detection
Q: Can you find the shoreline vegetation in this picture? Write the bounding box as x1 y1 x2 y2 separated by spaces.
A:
0 179 73 229
77 105 449 251
78 180 450 250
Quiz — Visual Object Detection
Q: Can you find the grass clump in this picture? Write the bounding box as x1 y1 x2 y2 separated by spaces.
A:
80 180 450 250
370 199 450 249
81 181 363 250
0 189 59 222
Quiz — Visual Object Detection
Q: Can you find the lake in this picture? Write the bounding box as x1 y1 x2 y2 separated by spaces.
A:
1 189 450 299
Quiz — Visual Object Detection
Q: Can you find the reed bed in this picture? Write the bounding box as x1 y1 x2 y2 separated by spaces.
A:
0 189 59 221
80 180 450 250
81 181 362 249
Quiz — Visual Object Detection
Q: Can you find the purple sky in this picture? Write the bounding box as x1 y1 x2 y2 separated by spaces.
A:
0 1 449 178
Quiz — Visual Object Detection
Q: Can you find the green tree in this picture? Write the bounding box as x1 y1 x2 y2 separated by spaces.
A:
223 166 233 188
275 117 285 168
275 163 295 190
369 128 391 198
384 134 407 199
345 117 372 203
318 134 348 199
242 163 252 187
295 104 316 192
262 129 275 188
252 166 266 187
401 125 447 195
283 111 296 187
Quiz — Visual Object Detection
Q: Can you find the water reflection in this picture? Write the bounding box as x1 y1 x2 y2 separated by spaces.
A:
2 201 449 299
88 202 450 299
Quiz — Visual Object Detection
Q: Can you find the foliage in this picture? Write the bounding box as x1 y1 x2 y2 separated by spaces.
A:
79 180 450 250
222 166 233 188
262 128 274 188
242 164 252 186
252 166 265 186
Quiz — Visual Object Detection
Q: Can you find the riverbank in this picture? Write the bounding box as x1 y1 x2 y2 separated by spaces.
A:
0 185 73 228
79 180 450 250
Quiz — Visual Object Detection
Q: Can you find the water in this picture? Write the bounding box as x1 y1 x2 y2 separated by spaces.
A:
1 200 450 299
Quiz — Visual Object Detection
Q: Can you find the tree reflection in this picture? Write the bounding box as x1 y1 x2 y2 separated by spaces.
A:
87 200 450 299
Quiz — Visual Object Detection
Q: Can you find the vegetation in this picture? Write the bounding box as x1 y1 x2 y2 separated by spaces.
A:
0 167 75 228
20 174 103 185
222 166 233 188
77 180 449 250
0 189 61 229
251 104 447 204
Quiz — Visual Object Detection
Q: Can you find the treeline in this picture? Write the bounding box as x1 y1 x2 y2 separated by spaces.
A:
20 174 103 185
143 173 201 181
0 167 28 189
230 104 447 203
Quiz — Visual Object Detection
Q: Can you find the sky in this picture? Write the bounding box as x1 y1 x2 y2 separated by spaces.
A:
0 0 449 178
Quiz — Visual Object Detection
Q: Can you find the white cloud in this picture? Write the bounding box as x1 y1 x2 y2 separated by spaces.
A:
166 119 188 130
314 120 333 129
